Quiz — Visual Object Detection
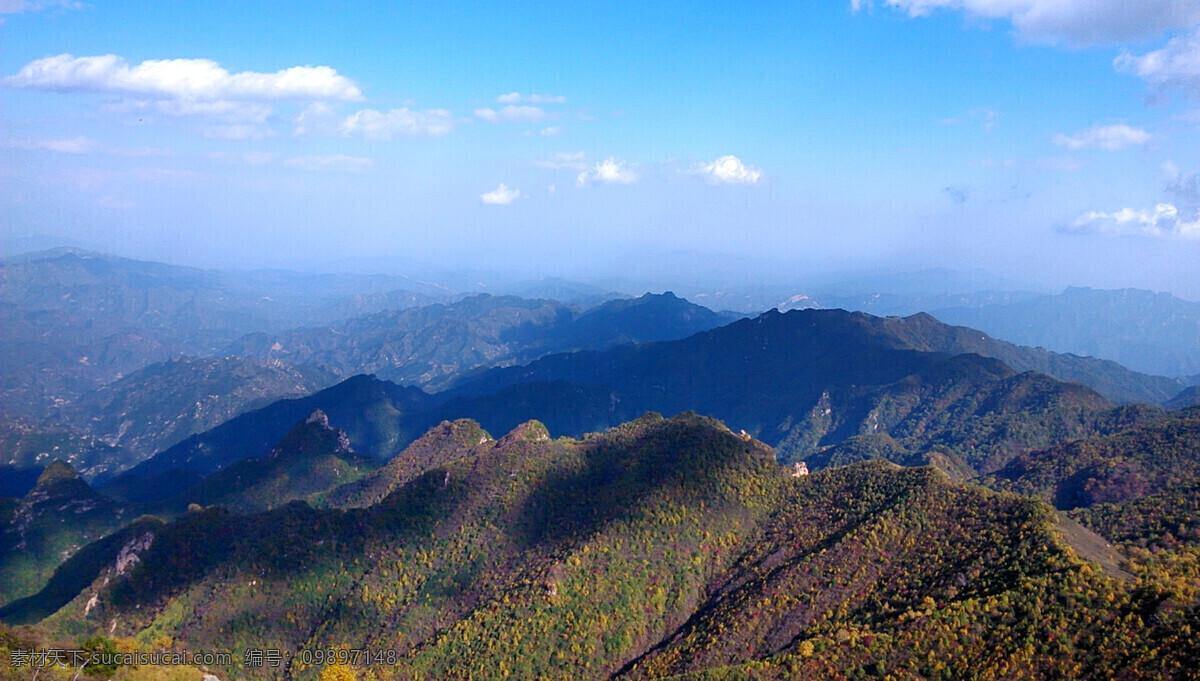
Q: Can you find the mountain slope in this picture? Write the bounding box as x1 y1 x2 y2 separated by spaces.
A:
225 292 739 391
24 414 1200 680
58 356 339 469
435 309 1133 474
0 462 132 608
99 375 430 503
865 310 1184 404
162 409 378 514
989 407 1200 548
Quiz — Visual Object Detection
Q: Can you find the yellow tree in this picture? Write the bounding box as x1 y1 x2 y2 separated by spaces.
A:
319 663 357 681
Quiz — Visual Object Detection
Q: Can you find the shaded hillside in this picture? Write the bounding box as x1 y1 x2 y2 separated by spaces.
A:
435 309 1128 474
161 409 378 514
100 375 431 503
57 356 339 467
989 407 1200 548
22 415 1200 680
326 418 492 509
225 292 739 390
863 311 1184 404
806 369 1139 474
934 286 1200 378
1166 386 1200 410
0 462 132 608
0 515 164 626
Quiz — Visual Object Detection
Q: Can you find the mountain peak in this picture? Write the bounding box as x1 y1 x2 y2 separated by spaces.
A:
305 409 331 428
499 420 551 445
36 460 80 486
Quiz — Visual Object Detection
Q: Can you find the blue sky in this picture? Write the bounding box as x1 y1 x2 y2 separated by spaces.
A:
3 1 1200 297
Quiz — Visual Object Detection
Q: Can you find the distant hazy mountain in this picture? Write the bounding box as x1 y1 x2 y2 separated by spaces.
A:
0 416 128 482
0 249 446 418
226 292 741 390
672 268 1040 315
933 287 1200 378
57 356 339 465
499 277 631 308
857 311 1184 404
1166 386 1200 410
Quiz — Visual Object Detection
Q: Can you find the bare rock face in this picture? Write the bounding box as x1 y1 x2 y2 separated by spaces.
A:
305 408 331 428
791 461 809 477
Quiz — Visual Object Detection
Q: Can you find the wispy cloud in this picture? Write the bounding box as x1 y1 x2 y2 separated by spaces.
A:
688 155 764 185
853 0 1200 45
0 0 82 18
284 155 374 172
474 105 549 124
3 135 97 154
480 183 522 205
205 151 277 165
534 151 588 171
202 124 273 141
338 108 455 140
1116 28 1200 95
1054 124 1152 150
576 157 638 187
496 92 566 104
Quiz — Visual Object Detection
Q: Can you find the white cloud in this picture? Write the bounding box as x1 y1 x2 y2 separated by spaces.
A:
474 105 548 124
538 126 563 136
853 1 1200 45
1115 28 1200 93
689 155 764 185
1067 203 1200 240
339 108 454 140
480 183 522 205
4 54 364 101
496 92 566 104
534 151 588 170
1053 124 1152 150
576 157 638 187
284 155 374 172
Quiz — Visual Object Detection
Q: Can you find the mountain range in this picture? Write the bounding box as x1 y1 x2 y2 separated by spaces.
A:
933 286 1200 378
5 411 1197 679
3 250 1200 680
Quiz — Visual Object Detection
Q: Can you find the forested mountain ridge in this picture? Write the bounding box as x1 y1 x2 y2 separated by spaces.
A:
100 375 430 503
9 413 1198 680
